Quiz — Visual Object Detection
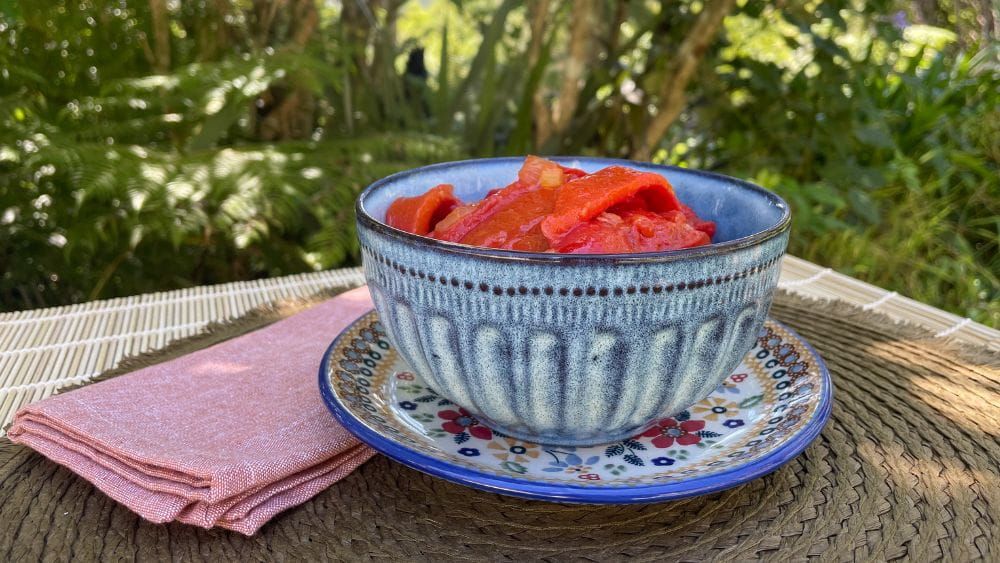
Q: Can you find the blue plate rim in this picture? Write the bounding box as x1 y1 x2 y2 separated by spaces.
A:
318 311 833 503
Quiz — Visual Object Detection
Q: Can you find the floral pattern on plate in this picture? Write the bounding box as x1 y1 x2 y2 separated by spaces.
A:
322 311 830 489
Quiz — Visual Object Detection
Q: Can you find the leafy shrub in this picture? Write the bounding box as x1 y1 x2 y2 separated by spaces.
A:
0 0 996 328
0 107 458 306
696 31 999 325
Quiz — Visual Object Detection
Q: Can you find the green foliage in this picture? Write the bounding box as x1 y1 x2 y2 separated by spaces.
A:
0 0 997 328
0 124 457 307
0 0 459 308
692 13 999 326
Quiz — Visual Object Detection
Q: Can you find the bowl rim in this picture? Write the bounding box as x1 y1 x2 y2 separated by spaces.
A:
356 156 791 264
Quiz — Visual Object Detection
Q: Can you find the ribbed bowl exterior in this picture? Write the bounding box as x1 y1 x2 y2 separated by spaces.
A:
357 223 789 446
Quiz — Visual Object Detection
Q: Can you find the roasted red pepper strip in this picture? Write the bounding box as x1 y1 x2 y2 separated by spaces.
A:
540 166 681 242
433 156 575 244
459 187 556 250
679 203 716 237
431 182 534 242
552 209 710 254
386 157 714 255
518 155 587 187
384 183 460 236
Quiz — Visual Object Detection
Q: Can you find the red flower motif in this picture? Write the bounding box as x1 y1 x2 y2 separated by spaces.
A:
438 408 493 440
578 473 601 481
639 417 705 448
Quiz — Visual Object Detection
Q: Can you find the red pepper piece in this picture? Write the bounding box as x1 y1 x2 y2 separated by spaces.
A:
518 155 587 187
384 183 460 236
433 157 568 243
560 165 588 180
507 230 551 251
459 187 556 250
622 209 711 252
552 209 710 254
518 155 564 188
541 166 681 242
606 193 649 215
431 183 530 242
429 202 475 236
679 203 716 237
549 213 634 254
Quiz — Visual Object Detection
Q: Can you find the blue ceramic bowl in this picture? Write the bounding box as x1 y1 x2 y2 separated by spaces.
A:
356 157 790 446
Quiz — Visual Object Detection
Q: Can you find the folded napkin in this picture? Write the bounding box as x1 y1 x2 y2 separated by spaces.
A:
7 286 377 535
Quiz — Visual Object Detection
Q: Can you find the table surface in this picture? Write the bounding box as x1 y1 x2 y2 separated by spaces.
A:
1 255 996 432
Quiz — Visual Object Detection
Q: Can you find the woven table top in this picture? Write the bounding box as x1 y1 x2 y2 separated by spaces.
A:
1 272 996 561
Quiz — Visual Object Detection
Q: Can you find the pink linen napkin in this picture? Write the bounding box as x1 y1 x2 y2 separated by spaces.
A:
7 286 377 535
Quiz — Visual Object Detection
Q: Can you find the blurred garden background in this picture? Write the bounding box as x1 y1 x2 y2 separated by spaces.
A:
0 0 997 326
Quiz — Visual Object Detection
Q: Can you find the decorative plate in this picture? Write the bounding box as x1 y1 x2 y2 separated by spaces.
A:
318 311 832 503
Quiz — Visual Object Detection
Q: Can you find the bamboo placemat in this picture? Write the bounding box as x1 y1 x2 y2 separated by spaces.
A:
1 257 997 434
0 289 996 561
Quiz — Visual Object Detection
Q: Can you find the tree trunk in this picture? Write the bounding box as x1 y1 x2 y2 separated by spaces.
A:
528 0 553 148
148 0 171 73
630 0 735 161
257 0 320 141
253 0 287 47
979 0 998 41
912 0 943 26
340 0 375 82
536 0 596 149
193 0 239 62
608 0 627 54
370 0 403 73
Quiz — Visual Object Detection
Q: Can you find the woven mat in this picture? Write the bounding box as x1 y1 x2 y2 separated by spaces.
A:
1 291 997 561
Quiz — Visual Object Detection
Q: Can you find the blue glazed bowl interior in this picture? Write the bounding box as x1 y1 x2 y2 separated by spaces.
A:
359 157 788 248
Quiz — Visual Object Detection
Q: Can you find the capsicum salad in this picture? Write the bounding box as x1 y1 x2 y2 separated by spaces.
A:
384 156 715 254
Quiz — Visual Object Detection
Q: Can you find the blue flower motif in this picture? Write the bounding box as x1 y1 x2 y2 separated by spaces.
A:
542 453 600 473
651 457 675 466
723 419 745 428
715 382 741 395
570 453 600 466
398 401 417 410
457 448 480 457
